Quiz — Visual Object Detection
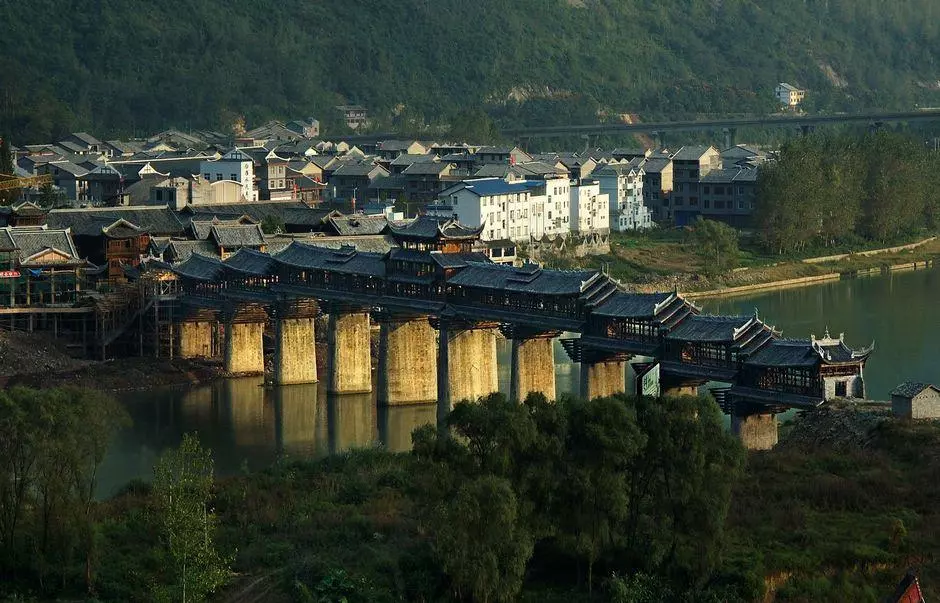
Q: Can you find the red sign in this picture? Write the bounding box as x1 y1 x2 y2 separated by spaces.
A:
0 270 21 278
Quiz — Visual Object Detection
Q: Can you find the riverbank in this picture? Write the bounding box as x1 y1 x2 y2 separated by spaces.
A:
539 231 940 295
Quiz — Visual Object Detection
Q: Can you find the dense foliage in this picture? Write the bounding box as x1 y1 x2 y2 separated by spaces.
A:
412 393 745 601
755 132 940 253
2 0 940 142
0 387 129 596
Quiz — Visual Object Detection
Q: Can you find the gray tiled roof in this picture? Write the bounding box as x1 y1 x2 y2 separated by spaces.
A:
447 262 597 295
173 252 226 281
891 382 938 398
665 314 755 342
670 145 715 161
166 240 218 263
387 215 482 241
592 292 674 318
4 227 81 264
210 224 265 248
274 242 386 276
46 206 186 237
327 215 388 236
745 339 821 367
178 202 333 229
224 248 278 275
402 162 452 176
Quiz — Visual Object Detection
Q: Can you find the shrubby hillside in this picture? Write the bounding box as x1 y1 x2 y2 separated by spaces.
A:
2 0 939 141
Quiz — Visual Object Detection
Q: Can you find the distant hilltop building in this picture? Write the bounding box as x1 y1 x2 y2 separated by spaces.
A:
775 82 806 108
335 105 369 130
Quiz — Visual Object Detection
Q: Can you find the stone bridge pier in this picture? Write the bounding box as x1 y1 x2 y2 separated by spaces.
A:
508 328 559 401
580 355 628 400
177 307 219 359
222 303 267 375
732 409 778 451
660 375 704 397
377 313 437 405
325 303 372 394
437 319 499 407
272 299 319 385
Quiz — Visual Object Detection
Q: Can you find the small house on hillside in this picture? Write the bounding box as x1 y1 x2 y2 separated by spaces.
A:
892 382 940 419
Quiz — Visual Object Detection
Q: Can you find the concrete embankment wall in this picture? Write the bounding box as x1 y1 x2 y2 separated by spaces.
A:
685 259 935 300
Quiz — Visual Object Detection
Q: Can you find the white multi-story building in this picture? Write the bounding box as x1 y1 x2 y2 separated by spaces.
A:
569 180 610 234
595 162 655 231
199 149 256 201
438 178 533 242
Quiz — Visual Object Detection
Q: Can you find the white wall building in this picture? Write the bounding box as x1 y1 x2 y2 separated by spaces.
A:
595 163 655 231
199 149 256 201
569 180 610 234
438 178 534 242
775 82 806 107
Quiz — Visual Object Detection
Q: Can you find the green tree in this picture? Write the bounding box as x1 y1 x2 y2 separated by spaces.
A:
260 214 286 235
429 475 534 602
152 433 229 603
689 218 739 274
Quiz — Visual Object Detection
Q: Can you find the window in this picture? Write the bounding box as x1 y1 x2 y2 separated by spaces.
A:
230 173 238 181
738 199 746 209
690 197 698 206
216 173 222 181
835 381 847 397
716 200 725 209
704 199 710 209
156 189 163 201
203 173 211 180
703 186 710 194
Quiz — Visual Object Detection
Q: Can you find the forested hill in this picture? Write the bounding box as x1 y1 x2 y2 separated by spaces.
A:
2 0 940 142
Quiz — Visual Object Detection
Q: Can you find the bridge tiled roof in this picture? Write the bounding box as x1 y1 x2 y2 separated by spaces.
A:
665 314 762 343
592 291 674 318
274 242 385 277
745 339 821 367
173 252 226 281
447 262 598 295
224 248 278 276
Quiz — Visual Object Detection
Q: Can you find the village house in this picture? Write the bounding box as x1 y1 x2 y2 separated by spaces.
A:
699 166 759 227
0 226 86 307
892 382 940 420
335 105 369 130
199 149 257 202
569 179 610 234
437 178 534 242
594 161 654 231
669 145 721 226
775 82 806 108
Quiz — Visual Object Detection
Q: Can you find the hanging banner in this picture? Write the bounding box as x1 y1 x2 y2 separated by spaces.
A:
632 362 661 397
0 270 20 278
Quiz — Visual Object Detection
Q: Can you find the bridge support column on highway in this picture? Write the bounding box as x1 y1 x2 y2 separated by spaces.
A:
178 321 213 359
722 127 737 150
437 321 498 407
223 305 266 375
732 411 778 451
377 315 437 405
509 332 557 401
272 299 319 386
326 306 372 394
580 359 626 400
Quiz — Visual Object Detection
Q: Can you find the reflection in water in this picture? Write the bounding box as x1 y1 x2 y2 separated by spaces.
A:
99 266 938 496
328 392 377 454
378 404 437 453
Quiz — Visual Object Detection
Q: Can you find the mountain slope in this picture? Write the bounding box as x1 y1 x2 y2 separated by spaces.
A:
2 0 939 141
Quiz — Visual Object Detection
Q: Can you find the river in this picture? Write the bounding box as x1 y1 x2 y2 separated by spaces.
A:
96 266 939 497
